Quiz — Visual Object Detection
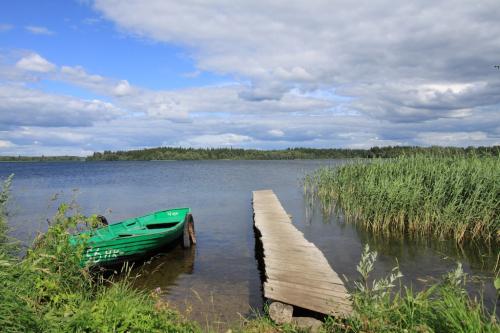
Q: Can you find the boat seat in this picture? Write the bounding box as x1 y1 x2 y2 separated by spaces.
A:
116 228 159 237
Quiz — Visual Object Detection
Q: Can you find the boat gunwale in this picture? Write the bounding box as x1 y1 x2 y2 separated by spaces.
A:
71 208 191 245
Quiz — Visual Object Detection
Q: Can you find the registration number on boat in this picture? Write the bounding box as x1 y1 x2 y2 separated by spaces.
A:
85 248 122 263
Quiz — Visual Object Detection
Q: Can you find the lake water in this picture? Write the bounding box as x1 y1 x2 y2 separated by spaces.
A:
1 160 497 327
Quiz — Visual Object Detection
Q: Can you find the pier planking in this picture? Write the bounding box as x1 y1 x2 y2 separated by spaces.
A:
252 189 352 317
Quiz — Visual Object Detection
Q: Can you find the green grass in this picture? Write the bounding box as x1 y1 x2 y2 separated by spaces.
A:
327 245 499 333
240 246 499 333
304 155 500 243
0 176 199 333
1 175 498 332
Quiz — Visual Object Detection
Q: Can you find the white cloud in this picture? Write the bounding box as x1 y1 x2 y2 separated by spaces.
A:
0 84 122 128
93 0 500 123
421 83 477 95
113 80 133 96
273 67 314 82
2 43 499 155
416 131 497 146
61 65 104 84
16 53 56 73
4 0 497 154
0 140 14 148
60 65 139 98
7 127 92 145
177 133 253 147
268 129 284 137
25 25 54 35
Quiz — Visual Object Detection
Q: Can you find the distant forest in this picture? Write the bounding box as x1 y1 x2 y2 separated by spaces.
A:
1 146 498 162
86 146 499 161
0 155 84 162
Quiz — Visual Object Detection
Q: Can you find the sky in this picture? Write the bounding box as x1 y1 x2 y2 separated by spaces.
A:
0 0 499 156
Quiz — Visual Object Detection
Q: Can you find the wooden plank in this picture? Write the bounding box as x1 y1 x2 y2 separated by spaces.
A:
264 250 338 271
263 253 331 267
264 290 335 315
265 288 352 317
262 248 331 262
252 189 352 316
265 270 348 291
264 282 351 309
264 262 340 278
263 251 330 264
265 280 351 304
263 247 324 257
265 267 344 284
263 263 341 281
259 232 308 239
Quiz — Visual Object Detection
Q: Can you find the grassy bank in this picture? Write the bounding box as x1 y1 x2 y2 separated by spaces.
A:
0 177 198 333
304 155 499 244
1 175 498 332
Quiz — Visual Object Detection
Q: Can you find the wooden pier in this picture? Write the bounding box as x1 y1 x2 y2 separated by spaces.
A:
252 190 352 317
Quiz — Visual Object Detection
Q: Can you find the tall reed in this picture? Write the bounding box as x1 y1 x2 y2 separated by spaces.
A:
304 155 499 243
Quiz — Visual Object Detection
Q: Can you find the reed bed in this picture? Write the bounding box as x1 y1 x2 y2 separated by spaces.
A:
304 155 499 243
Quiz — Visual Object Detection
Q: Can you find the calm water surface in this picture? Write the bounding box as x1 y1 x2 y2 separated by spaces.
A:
1 160 497 326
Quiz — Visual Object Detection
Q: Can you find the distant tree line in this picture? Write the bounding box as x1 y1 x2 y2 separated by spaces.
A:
0 146 497 162
85 146 500 161
0 155 84 162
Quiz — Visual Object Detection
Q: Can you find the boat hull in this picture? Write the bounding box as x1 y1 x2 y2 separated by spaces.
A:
82 227 184 266
71 208 190 266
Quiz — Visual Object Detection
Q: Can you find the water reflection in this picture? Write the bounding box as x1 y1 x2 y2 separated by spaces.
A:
132 244 196 289
130 241 260 330
302 200 498 314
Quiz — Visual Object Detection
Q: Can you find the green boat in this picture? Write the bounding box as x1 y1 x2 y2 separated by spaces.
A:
70 208 196 266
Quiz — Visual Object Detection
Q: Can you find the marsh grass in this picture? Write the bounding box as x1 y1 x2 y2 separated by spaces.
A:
304 155 499 244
